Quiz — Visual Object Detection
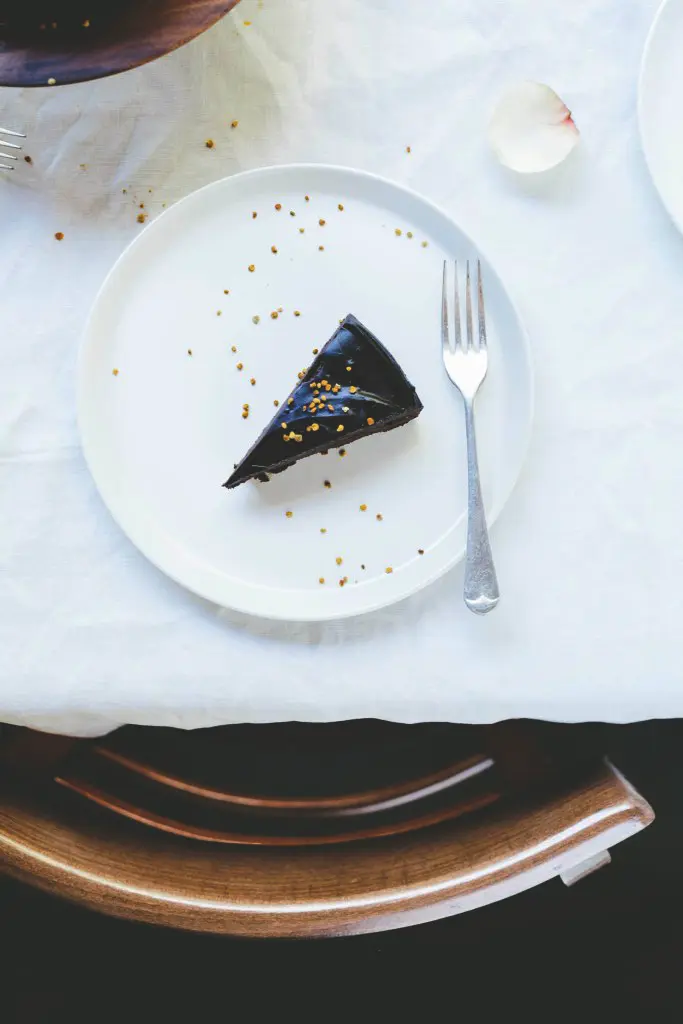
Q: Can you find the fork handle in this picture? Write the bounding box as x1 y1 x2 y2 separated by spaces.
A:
463 399 499 614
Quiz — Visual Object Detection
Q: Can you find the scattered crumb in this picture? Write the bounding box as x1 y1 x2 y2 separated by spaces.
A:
299 228 305 234
273 399 279 407
250 377 256 385
243 20 251 26
224 289 230 295
319 578 325 585
236 362 244 370
270 311 279 320
290 210 296 217
319 219 326 226
24 155 32 165
275 203 282 211
139 203 144 210
320 528 327 534
248 264 255 272
205 139 215 149
376 514 383 521
336 557 343 566
112 368 119 376
54 231 64 241
361 564 366 570
339 578 346 588
407 231 413 239
252 315 261 324
395 228 402 236
421 241 429 248
360 504 367 512
319 245 325 251
312 348 319 355
231 120 239 128
271 245 278 254
136 213 146 224
252 211 257 219
418 549 425 555
216 310 222 316
285 510 293 518
187 349 193 356
278 307 283 313
406 145 411 153
324 480 332 489
294 310 301 317
338 204 344 211
385 567 393 574
339 449 346 458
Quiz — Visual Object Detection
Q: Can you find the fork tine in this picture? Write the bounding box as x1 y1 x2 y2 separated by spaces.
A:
0 127 25 138
453 261 462 350
477 260 487 351
441 260 450 351
0 139 21 151
465 260 474 350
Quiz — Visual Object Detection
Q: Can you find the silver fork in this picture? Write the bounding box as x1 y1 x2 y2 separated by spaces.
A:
0 127 26 170
442 260 499 615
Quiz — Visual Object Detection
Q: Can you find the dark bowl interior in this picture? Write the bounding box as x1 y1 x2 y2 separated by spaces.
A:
0 0 239 86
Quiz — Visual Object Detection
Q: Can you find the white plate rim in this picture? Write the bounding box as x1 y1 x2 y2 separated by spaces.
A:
638 0 683 232
78 163 534 622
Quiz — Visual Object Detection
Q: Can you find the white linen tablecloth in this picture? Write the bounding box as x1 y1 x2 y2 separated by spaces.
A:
0 0 678 737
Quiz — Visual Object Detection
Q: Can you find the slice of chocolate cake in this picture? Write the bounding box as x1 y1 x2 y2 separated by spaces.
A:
224 314 423 489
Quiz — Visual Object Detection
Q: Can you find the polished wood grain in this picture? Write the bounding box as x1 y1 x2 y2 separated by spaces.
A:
0 0 240 87
0 723 655 938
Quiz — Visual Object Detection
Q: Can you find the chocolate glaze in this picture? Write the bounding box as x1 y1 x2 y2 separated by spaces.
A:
224 314 423 489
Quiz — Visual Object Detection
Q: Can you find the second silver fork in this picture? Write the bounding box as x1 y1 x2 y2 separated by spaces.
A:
1 127 26 170
442 260 499 615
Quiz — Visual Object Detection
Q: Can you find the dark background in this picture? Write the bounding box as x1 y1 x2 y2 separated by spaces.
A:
3 720 683 1020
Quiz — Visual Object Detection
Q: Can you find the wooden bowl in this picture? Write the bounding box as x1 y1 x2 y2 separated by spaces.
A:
0 1 240 87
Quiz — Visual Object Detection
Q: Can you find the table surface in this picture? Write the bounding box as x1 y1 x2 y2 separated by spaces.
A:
0 0 676 737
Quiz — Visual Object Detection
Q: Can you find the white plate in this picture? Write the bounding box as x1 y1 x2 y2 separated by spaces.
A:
79 165 533 621
640 0 683 232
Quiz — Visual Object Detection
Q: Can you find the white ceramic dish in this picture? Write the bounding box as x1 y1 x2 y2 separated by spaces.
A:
79 165 533 621
640 0 683 232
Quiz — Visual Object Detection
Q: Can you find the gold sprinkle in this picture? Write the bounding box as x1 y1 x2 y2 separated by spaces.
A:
339 449 346 457
324 480 332 489
346 366 352 372
318 246 325 251
421 241 429 248
236 362 244 370
305 195 310 202
248 264 255 272
311 423 320 432
339 579 346 588
241 410 249 419
367 417 375 426
336 557 343 566
312 348 319 355
336 424 344 433
299 227 305 234
376 514 383 521
319 219 326 226
273 399 279 407
112 368 119 376
271 311 279 319
224 289 230 294
250 377 256 385
205 139 215 149
242 403 249 410
319 578 325 585
281 422 287 429
360 504 367 512
342 406 350 413
231 120 239 128
349 386 358 394
216 310 222 316
47 77 56 86
338 204 344 211
290 210 296 217
271 245 278 254
406 145 411 153
327 403 334 412
136 213 146 224
54 231 64 240
418 548 425 555
275 203 282 211
82 19 90 27
231 345 237 353
187 349 193 356
385 567 393 574
252 212 257 219
320 528 327 534
285 510 293 518
395 228 402 236
252 315 260 324
294 310 301 317
288 397 294 405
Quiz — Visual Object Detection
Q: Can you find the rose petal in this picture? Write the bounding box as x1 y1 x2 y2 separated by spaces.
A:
488 82 580 174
